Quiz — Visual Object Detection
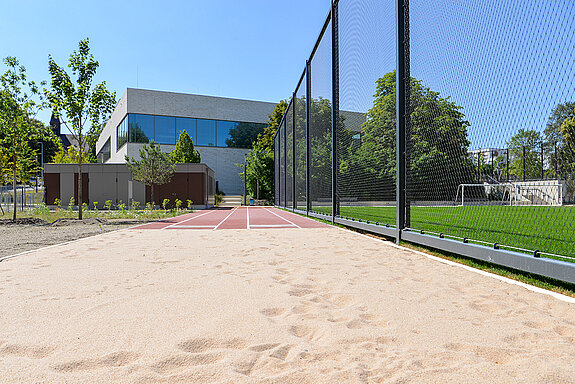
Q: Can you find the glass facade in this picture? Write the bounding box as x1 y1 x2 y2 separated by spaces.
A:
117 113 265 149
117 117 128 149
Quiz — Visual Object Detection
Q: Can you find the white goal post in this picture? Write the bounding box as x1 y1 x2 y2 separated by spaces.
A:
456 182 563 206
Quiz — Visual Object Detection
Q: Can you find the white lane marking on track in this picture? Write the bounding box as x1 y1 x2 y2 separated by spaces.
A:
161 210 217 230
263 208 302 229
329 225 575 305
247 206 250 230
213 207 238 230
250 224 296 228
167 225 216 229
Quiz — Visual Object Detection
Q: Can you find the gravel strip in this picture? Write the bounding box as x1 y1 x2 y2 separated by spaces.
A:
0 219 145 259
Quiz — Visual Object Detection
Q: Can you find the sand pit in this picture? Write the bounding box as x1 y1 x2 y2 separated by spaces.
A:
0 226 574 383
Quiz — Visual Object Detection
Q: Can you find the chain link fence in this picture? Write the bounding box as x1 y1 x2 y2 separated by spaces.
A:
274 0 575 284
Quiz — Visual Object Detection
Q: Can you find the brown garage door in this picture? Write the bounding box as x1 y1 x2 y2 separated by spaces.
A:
44 173 60 205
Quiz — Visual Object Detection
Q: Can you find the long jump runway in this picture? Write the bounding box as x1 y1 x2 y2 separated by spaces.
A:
134 206 328 230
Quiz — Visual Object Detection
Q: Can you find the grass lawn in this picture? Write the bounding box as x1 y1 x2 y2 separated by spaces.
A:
312 205 575 259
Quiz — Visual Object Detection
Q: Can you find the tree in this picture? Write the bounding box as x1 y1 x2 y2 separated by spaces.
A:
351 71 475 201
544 101 575 178
125 141 175 207
171 130 201 163
559 108 575 178
51 145 80 163
0 57 56 220
46 38 116 219
242 101 287 203
259 100 288 151
507 129 543 180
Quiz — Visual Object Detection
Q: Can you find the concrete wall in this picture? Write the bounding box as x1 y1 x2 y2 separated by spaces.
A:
44 163 215 208
96 91 128 158
125 88 276 122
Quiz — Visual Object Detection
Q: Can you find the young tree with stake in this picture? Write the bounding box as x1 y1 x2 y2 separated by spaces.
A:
46 38 115 219
125 142 175 208
0 57 56 220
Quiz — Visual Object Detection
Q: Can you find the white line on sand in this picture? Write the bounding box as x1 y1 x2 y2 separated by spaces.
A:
332 226 575 304
213 207 238 230
264 208 302 229
161 210 216 230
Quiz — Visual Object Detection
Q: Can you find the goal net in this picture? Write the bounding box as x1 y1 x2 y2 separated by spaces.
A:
456 183 563 206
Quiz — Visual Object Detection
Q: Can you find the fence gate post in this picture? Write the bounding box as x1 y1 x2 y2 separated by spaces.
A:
306 60 312 214
396 0 408 243
331 0 340 222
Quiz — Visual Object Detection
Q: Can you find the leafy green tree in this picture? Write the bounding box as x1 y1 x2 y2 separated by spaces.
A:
242 101 287 203
125 141 175 207
351 71 475 201
544 102 575 178
507 129 544 180
0 57 56 220
171 130 201 163
259 100 288 151
559 108 575 178
243 141 275 200
46 38 116 219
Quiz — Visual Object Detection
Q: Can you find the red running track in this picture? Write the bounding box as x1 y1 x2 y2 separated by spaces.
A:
133 207 328 230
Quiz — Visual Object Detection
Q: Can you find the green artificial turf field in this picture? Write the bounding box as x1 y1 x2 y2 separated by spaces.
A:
312 205 575 260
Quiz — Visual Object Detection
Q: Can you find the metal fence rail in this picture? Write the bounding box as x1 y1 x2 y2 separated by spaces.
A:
274 0 575 284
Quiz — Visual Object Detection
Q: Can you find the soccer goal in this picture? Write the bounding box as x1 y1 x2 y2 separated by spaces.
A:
456 183 563 206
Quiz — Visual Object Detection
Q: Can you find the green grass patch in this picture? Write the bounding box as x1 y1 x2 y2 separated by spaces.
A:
0 207 183 222
312 205 575 258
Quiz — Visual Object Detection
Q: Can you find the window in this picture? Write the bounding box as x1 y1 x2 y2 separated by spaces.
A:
116 117 128 149
129 114 154 143
196 119 216 146
176 117 196 144
98 137 111 162
154 115 176 144
216 120 236 147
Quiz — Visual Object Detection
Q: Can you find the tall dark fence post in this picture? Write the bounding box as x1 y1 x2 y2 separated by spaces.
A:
292 92 297 211
331 0 340 222
506 148 510 181
554 142 558 179
283 120 287 208
306 60 312 214
396 0 408 242
540 143 544 180
523 145 526 181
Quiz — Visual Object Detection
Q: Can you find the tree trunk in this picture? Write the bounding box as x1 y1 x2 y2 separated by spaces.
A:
12 168 17 221
150 184 155 209
78 161 83 219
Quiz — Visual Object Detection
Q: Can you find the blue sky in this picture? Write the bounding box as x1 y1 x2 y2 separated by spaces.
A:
0 0 331 132
2 0 574 149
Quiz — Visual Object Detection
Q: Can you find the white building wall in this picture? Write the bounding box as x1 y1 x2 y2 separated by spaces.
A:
96 88 274 196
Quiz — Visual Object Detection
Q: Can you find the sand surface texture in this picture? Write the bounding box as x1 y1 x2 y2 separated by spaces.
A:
0 227 574 383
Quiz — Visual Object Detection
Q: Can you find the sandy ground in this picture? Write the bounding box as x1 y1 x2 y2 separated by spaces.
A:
0 220 139 259
0 226 574 383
